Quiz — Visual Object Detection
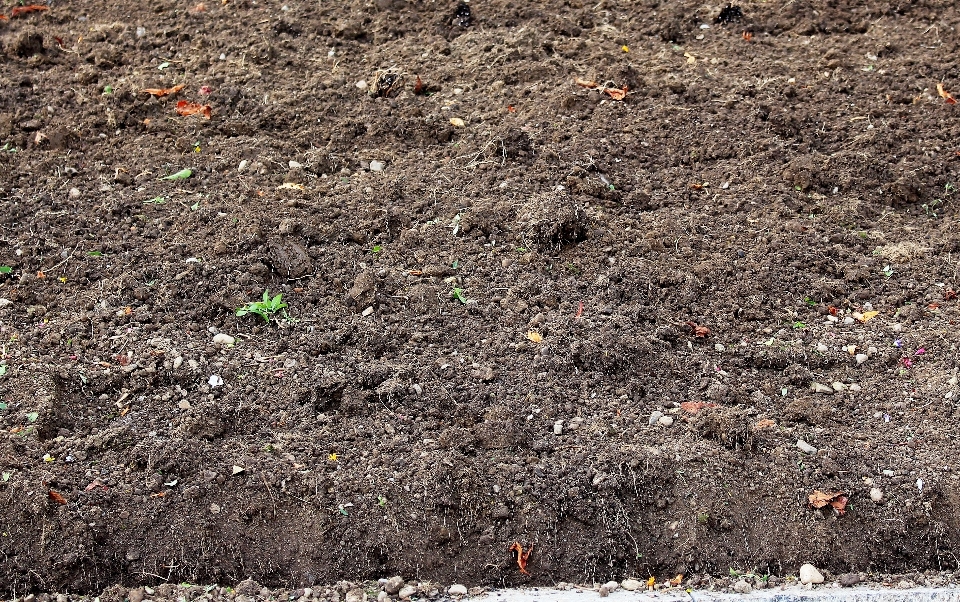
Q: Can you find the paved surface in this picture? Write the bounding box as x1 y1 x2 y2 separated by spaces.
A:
483 587 960 602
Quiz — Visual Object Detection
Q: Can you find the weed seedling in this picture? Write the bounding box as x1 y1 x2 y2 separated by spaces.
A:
372 245 383 253
0 266 11 274
882 265 894 278
236 290 288 322
451 288 467 304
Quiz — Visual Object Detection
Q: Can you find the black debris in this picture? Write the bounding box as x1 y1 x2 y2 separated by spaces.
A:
454 2 472 27
715 4 743 24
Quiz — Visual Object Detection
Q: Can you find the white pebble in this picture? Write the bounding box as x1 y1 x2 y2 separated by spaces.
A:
553 421 563 435
843 316 855 324
797 440 818 454
238 159 249 172
855 353 868 365
658 415 674 427
361 306 374 317
208 374 224 387
799 563 824 585
714 343 725 352
68 188 81 199
212 333 235 346
648 411 663 426
849 383 862 392
356 80 368 90
870 488 883 503
448 585 468 597
289 160 302 169
816 343 829 353
369 160 385 172
172 356 183 369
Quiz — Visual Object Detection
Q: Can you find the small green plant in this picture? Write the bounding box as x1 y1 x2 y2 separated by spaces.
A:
0 266 11 274
921 198 942 218
26 412 38 423
792 321 807 329
516 247 528 253
144 196 167 205
882 265 894 278
372 245 383 253
696 512 710 525
86 251 103 257
0 365 6 377
1 143 18 153
236 290 288 322
451 288 467 304
377 495 387 507
802 296 816 307
102 85 114 95
160 168 192 181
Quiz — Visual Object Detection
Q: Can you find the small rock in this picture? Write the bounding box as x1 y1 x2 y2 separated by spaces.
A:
620 579 642 591
0 299 12 308
208 374 224 387
128 589 145 602
812 382 833 394
832 381 847 391
849 383 862 392
377 593 388 602
356 80 368 90
448 584 468 596
238 159 249 172
345 589 366 602
231 465 245 475
597 585 611 597
383 577 405 595
212 333 235 346
870 488 883 503
397 586 416 600
649 410 663 426
816 343 829 353
553 421 563 435
839 573 861 587
178 400 191 410
733 580 752 594
796 440 818 455
843 316 855 324
658 415 675 427
69 187 81 199
361 306 375 317
799 563 824 585
289 160 302 169
369 160 385 172
602 581 618 592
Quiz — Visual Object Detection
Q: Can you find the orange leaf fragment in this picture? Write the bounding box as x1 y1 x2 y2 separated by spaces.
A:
11 5 49 17
48 490 67 505
938 82 957 105
0 14 8 20
604 86 628 101
753 418 777 431
742 31 752 41
670 574 683 586
858 310 879 322
680 401 715 415
575 77 599 89
141 84 185 97
150 491 166 498
509 542 533 575
175 100 212 119
414 75 424 95
808 490 848 515
686 321 710 337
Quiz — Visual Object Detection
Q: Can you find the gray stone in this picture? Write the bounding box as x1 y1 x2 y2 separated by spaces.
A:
620 579 643 591
397 585 417 600
649 411 663 426
383 577 404 595
796 440 818 455
448 584 468 596
839 573 861 587
733 580 752 594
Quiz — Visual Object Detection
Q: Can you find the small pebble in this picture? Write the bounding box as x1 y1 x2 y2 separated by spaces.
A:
356 80 368 90
733 580 752 594
602 581 619 593
178 400 191 410
870 488 883 503
831 381 847 391
839 573 861 587
289 160 302 169
855 353 868 365
238 159 249 172
799 563 824 585
361 306 375 317
812 382 833 394
816 343 829 353
649 411 663 426
797 440 818 455
849 383 862 392
370 160 385 172
212 333 235 346
620 579 642 591
843 316 855 324
553 421 563 435
69 187 81 199
448 585 468 597
658 415 675 427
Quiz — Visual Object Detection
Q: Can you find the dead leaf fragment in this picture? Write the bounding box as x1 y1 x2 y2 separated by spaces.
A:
48 490 67 505
753 418 777 431
526 331 543 344
669 575 683 586
175 100 212 120
575 77 598 89
142 84 185 97
938 82 957 105
509 542 533 575
277 182 305 191
11 5 49 17
808 490 848 515
449 117 465 127
680 401 715 415
858 310 879 323
604 86 628 100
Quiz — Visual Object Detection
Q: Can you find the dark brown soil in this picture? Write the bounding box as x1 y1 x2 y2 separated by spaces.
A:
2 0 960 595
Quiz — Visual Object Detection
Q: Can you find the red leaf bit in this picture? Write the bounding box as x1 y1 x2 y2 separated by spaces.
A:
11 5 49 17
142 84 185 97
414 75 424 95
685 321 710 337
945 289 957 301
938 82 957 105
575 301 584 319
48 490 67 505
509 542 533 575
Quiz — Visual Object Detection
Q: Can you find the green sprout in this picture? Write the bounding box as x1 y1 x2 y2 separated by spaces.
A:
792 321 807 329
236 290 288 322
0 266 11 274
372 245 383 253
377 495 387 507
802 296 816 307
144 196 167 205
882 265 894 278
451 288 467 304
86 251 103 257
160 168 192 181
102 85 114 95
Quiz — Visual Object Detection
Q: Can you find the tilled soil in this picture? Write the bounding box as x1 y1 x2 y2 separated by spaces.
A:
2 0 960 595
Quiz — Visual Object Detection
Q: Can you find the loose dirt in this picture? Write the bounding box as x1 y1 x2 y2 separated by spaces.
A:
1 0 960 596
